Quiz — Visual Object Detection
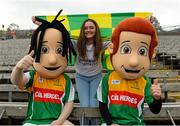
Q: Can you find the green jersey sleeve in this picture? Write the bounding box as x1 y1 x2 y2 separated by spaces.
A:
63 74 75 103
96 72 111 103
25 70 35 89
144 76 154 104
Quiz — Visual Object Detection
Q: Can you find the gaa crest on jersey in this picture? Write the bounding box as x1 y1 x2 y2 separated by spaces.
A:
54 80 60 86
130 81 140 90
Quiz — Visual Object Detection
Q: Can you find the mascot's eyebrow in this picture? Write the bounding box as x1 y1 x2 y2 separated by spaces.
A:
121 40 130 44
57 41 63 44
140 41 149 46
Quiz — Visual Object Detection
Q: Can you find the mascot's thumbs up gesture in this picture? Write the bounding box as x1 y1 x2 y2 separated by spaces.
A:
151 79 161 100
96 17 162 126
16 50 34 70
11 50 34 90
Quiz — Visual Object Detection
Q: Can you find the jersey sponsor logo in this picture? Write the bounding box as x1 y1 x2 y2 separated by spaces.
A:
109 91 143 108
34 87 63 104
111 80 120 84
111 94 137 104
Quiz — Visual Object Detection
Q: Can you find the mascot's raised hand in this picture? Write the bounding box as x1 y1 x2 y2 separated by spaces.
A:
16 50 34 71
151 79 161 100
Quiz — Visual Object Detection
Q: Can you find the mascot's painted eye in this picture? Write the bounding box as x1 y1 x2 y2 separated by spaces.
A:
41 45 49 54
56 46 63 54
120 44 131 54
138 46 148 56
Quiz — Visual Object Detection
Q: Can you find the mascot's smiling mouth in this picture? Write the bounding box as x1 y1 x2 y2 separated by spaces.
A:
124 68 140 73
44 66 60 71
122 65 141 73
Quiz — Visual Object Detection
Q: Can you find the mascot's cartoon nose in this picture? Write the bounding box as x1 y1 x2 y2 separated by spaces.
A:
48 54 58 65
129 55 139 67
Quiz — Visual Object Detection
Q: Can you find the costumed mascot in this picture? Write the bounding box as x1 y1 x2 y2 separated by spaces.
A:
96 17 162 125
11 10 76 126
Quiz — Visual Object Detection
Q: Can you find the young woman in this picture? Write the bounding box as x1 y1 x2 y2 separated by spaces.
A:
72 19 110 107
72 19 111 125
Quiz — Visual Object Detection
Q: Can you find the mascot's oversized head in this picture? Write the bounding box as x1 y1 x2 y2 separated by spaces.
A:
28 10 75 79
108 17 158 79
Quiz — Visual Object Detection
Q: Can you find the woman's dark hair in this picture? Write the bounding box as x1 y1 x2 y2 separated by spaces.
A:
77 18 102 61
28 9 76 63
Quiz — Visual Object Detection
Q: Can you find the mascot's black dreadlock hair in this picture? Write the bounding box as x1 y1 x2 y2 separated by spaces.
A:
28 9 76 64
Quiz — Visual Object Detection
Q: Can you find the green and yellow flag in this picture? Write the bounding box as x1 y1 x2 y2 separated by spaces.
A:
37 12 152 70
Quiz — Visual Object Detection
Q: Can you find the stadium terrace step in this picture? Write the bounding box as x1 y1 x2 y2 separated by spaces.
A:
0 102 180 122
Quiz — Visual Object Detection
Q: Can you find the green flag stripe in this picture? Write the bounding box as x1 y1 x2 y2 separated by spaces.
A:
100 28 113 38
111 12 134 27
37 16 47 21
67 14 88 30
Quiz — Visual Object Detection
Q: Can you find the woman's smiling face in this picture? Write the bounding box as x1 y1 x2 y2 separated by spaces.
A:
84 21 96 39
111 31 151 79
33 28 67 78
